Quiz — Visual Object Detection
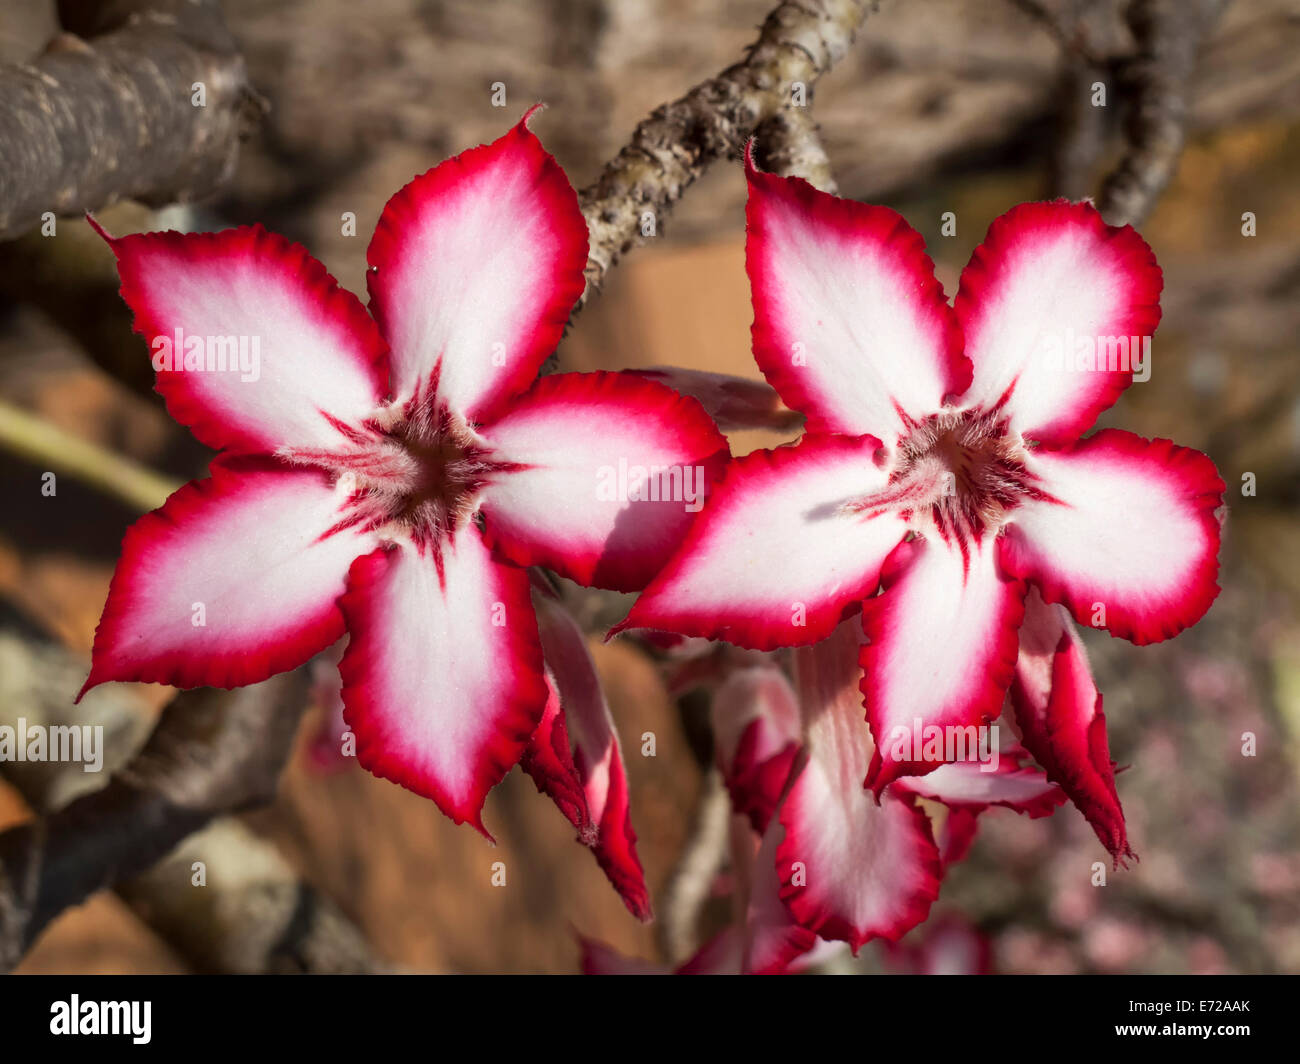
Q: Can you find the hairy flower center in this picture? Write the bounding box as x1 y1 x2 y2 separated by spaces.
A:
280 392 517 549
845 408 1037 545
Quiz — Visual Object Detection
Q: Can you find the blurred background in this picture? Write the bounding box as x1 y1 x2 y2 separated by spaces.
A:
1 0 1298 973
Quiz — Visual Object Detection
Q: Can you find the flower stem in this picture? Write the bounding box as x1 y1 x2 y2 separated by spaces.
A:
0 398 179 513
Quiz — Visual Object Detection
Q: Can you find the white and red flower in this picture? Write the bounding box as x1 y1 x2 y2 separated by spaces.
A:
616 148 1224 862
80 110 728 860
583 619 1061 970
767 621 1059 954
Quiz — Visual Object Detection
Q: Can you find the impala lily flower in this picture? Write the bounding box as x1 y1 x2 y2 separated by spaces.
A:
80 109 728 842
759 621 1060 952
585 620 1062 968
617 148 1224 861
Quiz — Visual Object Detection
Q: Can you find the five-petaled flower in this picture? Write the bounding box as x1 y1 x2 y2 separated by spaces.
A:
80 110 728 877
616 146 1225 863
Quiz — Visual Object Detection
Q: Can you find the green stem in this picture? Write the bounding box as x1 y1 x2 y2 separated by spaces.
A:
0 398 180 513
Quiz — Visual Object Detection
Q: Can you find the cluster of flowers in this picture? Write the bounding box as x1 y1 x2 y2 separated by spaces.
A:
82 109 1224 971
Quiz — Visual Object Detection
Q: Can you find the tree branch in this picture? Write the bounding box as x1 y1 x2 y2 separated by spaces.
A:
754 106 839 194
1097 0 1230 226
0 0 263 241
575 0 877 309
118 819 384 974
0 620 382 973
0 669 310 971
1051 54 1112 199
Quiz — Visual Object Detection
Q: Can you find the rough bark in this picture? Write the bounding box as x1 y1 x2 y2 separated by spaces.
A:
575 0 876 308
754 107 839 195
0 621 382 973
0 0 262 240
0 668 309 971
1098 0 1231 225
119 819 384 975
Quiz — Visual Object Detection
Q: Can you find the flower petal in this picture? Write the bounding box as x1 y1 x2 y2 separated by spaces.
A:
745 154 967 442
778 781 941 954
526 591 651 921
520 679 589 835
81 459 377 697
478 371 729 591
305 641 352 775
92 220 388 454
1000 429 1224 645
614 433 908 650
337 533 546 835
1011 589 1133 864
777 621 942 951
937 807 980 866
862 535 1026 792
891 743 1065 818
710 664 802 834
366 107 588 420
626 367 803 434
953 200 1162 444
741 822 821 974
